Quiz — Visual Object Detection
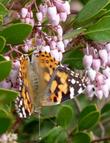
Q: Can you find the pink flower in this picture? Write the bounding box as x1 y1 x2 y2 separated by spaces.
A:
49 14 60 26
86 84 96 98
50 40 57 49
54 0 70 14
87 68 96 81
99 49 108 65
39 4 47 16
36 12 43 22
59 12 67 22
50 49 60 61
95 73 104 86
83 55 93 69
21 8 28 18
96 89 103 99
92 59 101 71
41 45 50 53
102 84 109 98
105 43 110 52
56 41 65 52
47 6 57 18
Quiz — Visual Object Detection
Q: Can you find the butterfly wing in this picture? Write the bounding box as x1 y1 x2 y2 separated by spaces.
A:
42 65 87 105
32 51 59 108
15 55 34 118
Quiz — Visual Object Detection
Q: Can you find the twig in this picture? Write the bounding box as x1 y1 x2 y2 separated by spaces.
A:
91 137 110 143
74 98 81 113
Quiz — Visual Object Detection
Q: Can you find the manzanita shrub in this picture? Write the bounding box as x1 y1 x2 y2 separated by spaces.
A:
0 0 110 143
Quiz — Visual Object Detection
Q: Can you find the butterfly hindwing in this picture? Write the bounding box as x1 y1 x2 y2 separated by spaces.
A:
45 65 87 104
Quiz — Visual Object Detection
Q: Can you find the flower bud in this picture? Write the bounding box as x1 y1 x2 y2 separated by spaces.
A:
25 17 31 24
96 89 103 99
92 59 101 71
50 40 56 49
4 56 10 60
39 4 47 16
41 45 50 53
21 8 28 18
59 12 67 22
50 49 60 61
105 43 110 52
86 84 96 98
36 12 43 22
58 51 63 61
13 61 20 70
9 70 18 83
54 1 70 14
1 80 11 89
107 52 110 65
103 67 110 78
49 14 60 26
47 6 57 18
63 39 69 47
83 55 93 69
105 77 110 90
99 49 108 65
30 19 35 27
56 25 63 40
95 73 104 85
102 84 109 98
87 68 96 81
56 41 65 52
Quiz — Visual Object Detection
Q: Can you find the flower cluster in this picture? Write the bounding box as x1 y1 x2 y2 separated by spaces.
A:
20 0 70 61
20 7 34 26
0 133 18 143
83 43 110 99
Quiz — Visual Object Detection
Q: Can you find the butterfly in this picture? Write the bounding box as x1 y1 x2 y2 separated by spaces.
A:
15 50 88 118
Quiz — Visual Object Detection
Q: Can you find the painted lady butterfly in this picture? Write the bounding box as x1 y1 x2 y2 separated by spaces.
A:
15 51 87 118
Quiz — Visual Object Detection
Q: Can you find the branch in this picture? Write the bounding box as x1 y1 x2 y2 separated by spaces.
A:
91 137 110 143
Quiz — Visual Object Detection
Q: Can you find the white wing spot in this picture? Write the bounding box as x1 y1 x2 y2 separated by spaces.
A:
78 87 83 94
71 79 76 84
70 87 74 99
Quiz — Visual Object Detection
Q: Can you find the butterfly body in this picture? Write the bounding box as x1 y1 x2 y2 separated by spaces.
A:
15 51 87 118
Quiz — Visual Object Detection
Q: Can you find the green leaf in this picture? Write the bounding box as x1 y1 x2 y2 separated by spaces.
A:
0 88 18 104
78 111 100 130
101 103 110 114
0 54 6 61
63 28 86 39
0 0 11 4
0 109 11 134
75 0 110 25
0 23 32 44
0 15 3 24
85 16 110 42
0 36 6 52
73 132 91 143
0 3 8 17
56 105 73 128
79 0 90 5
79 104 97 120
63 49 84 69
0 60 12 81
42 126 67 143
